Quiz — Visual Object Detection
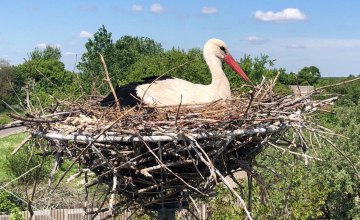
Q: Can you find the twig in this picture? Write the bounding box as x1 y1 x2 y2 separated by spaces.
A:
188 194 201 217
268 142 322 161
175 95 183 127
11 135 31 155
8 80 26 110
318 134 359 178
109 169 118 216
1 100 21 115
0 121 24 130
314 77 360 92
99 53 121 111
214 168 253 220
0 164 41 189
140 159 194 177
244 90 254 117
260 71 281 101
8 113 63 123
185 134 217 184
138 178 178 193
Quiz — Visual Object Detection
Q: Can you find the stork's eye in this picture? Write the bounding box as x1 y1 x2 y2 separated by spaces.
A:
219 46 226 53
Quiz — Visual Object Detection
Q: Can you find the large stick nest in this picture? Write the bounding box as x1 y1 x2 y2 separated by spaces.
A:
12 79 337 219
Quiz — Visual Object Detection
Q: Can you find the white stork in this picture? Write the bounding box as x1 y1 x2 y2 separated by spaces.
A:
101 38 253 107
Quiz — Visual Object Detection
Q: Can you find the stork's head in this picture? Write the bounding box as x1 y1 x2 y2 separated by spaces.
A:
204 38 253 86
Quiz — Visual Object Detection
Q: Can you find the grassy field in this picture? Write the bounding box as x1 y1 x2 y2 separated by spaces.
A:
0 112 12 126
0 132 28 182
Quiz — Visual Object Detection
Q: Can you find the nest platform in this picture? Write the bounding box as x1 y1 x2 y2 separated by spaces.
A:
10 81 337 219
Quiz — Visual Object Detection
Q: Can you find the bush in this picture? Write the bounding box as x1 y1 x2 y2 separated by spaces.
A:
0 191 24 215
9 207 24 220
5 141 52 184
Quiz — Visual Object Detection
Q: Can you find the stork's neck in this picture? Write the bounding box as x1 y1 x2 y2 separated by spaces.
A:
205 55 231 98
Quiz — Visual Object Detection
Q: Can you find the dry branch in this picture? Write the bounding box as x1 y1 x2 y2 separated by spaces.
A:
99 53 121 111
11 135 31 155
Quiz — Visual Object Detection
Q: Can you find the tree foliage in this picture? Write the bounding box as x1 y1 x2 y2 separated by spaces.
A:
29 46 62 61
311 91 360 218
279 72 298 85
208 102 360 219
0 191 24 215
298 66 321 85
114 35 164 73
237 54 276 83
0 59 17 110
121 48 210 85
15 54 78 107
77 25 115 93
78 26 164 93
278 66 321 86
317 76 360 106
5 142 51 184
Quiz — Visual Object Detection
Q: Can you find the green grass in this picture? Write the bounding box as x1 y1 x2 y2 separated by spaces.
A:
0 132 28 182
0 112 12 126
0 132 82 189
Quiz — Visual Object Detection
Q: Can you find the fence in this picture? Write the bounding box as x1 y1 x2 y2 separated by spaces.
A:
0 208 130 220
0 203 227 219
0 206 212 220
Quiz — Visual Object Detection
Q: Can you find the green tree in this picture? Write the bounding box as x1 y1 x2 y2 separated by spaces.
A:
78 26 164 94
279 72 298 85
220 54 279 90
77 25 115 93
15 52 78 108
317 101 360 219
30 46 62 61
238 54 276 82
316 76 360 106
0 59 16 110
114 35 163 74
121 47 210 85
298 66 321 85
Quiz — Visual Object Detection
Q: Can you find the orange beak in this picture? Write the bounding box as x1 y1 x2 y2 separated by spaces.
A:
224 54 253 86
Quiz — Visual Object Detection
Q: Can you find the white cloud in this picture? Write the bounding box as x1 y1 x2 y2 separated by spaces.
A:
150 3 164 13
286 44 307 49
132 4 143 12
36 43 60 49
36 43 47 49
79 30 93 38
201 6 217 14
64 52 76 56
255 8 307 22
245 36 267 44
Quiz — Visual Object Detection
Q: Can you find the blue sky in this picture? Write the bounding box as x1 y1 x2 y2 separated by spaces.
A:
1 1 360 77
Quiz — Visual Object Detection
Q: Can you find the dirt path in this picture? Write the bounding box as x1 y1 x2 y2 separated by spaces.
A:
0 126 27 138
